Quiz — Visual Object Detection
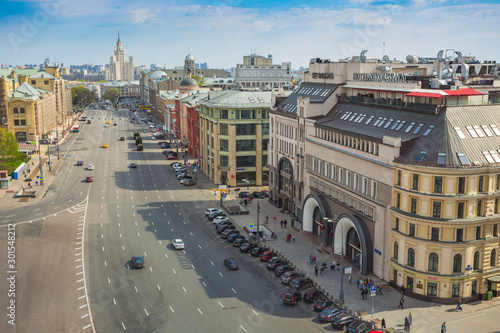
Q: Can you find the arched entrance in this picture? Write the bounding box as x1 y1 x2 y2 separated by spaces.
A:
332 214 373 276
15 132 27 142
302 194 332 235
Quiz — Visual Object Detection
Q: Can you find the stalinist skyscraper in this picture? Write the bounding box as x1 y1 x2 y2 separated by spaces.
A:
108 31 134 81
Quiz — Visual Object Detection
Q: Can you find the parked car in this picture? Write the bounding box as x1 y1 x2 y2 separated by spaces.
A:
232 237 247 247
224 258 239 270
87 164 94 170
167 154 178 160
158 141 168 146
266 257 288 270
131 256 145 268
208 211 226 220
171 239 185 250
260 251 277 262
304 288 324 303
281 271 305 284
205 208 222 216
120 136 125 141
260 190 269 197
252 191 265 198
250 246 267 257
239 243 258 253
314 298 333 311
331 314 359 330
216 223 235 234
318 306 345 323
274 265 294 277
177 172 191 179
289 277 314 290
76 160 84 166
345 320 372 333
183 179 196 186
238 191 251 198
129 163 137 168
161 143 171 149
283 289 302 305
221 230 239 239
228 233 244 243
213 216 230 224
179 178 193 184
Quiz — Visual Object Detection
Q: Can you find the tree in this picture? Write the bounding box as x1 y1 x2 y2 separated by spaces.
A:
0 128 22 165
71 86 95 107
103 88 120 102
191 74 206 87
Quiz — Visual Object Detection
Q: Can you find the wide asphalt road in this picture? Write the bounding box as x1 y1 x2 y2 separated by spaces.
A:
86 109 326 332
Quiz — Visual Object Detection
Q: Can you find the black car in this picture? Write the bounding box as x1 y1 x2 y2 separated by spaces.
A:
228 233 244 243
283 289 302 305
76 160 84 166
239 243 258 253
274 265 294 277
130 163 137 168
314 298 333 311
345 320 372 333
252 191 265 198
331 314 359 330
304 288 324 303
318 307 345 323
131 256 145 268
158 141 168 146
238 191 251 198
266 257 288 270
289 277 313 290
224 258 239 270
221 229 240 239
216 224 235 234
233 237 247 247
250 247 267 257
281 271 305 284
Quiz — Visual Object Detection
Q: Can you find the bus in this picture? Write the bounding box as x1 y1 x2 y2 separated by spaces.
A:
72 125 80 133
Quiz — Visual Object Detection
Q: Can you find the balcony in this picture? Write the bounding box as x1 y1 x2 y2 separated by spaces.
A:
339 95 442 114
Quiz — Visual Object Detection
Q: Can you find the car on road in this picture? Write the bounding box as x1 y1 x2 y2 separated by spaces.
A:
260 251 277 262
239 243 258 253
208 211 226 220
120 136 125 141
250 246 268 257
213 216 229 224
303 288 324 303
345 320 372 333
114 123 117 126
87 164 94 170
318 306 345 323
283 289 302 305
183 179 196 186
221 229 239 239
171 239 185 250
289 277 314 290
161 143 170 149
216 223 235 234
130 163 137 168
167 154 178 160
331 314 359 330
314 298 333 311
274 265 294 277
232 237 247 247
260 190 269 197
238 191 251 198
77 160 84 166
102 143 108 148
174 166 186 173
179 178 193 184
224 258 239 270
131 256 145 268
86 176 93 182
266 257 288 270
252 191 265 198
171 162 182 168
158 141 168 146
206 208 222 216
177 172 190 179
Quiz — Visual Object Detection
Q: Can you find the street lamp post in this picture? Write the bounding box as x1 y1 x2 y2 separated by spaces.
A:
37 136 43 186
325 217 345 304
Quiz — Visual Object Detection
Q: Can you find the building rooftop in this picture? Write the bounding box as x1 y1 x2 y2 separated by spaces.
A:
275 83 339 114
200 90 271 108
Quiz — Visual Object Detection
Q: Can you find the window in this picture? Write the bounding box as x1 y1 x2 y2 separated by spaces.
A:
395 217 399 231
241 110 251 119
312 158 317 172
457 153 469 166
497 174 500 190
431 227 439 241
476 226 481 239
393 241 399 260
428 253 439 272
457 202 465 218
339 168 344 184
236 124 256 135
325 162 329 178
262 123 269 135
456 228 464 242
14 120 20 126
412 174 419 190
458 177 466 194
496 199 499 214
473 251 480 270
434 177 443 193
478 176 485 192
427 282 437 296
20 120 26 126
410 198 418 214
362 177 368 195
220 123 228 135
407 248 415 267
397 170 401 186
371 181 377 198
409 223 415 237
236 156 256 167
44 80 49 85
331 165 336 181
220 110 228 119
491 249 497 267
236 140 256 151
494 224 498 237
20 107 25 114
432 201 442 218
437 153 446 165
219 139 228 151
354 174 359 191
396 193 401 208
477 200 483 217
13 107 18 114
453 254 462 273
415 151 426 163
346 171 351 187
451 283 460 297
220 155 228 167
31 80 36 85
262 139 268 151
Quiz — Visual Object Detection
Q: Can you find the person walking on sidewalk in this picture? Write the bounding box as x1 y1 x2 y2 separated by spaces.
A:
310 254 314 264
404 317 409 332
314 264 318 276
399 296 405 309
319 266 323 276
456 298 463 311
441 322 446 333
284 219 287 228
349 274 352 284
292 235 295 242
280 221 284 228
361 288 366 300
381 318 386 330
331 262 335 271
408 312 412 331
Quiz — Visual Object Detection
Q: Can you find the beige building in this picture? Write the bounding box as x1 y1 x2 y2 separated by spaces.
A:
198 91 270 186
235 54 291 89
108 31 134 81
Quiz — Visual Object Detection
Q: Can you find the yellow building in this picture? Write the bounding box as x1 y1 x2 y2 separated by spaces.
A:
198 91 270 186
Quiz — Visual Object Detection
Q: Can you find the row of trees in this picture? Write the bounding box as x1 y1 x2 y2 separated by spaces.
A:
0 128 26 172
71 86 120 108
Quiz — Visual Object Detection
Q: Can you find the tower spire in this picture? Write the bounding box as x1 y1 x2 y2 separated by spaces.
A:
118 30 120 42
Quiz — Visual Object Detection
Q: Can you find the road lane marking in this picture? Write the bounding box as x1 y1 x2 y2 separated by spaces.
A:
79 304 87 309
202 281 207 287
240 325 247 332
144 309 149 316
173 269 176 274
252 309 258 316
218 301 224 308
6 215 15 218
104 261 107 267
190 232 193 236
183 221 186 224
76 247 82 250
77 286 85 290
102 247 105 251
78 295 86 300
120 234 122 238
77 279 83 282
108 278 111 284
113 298 116 305
155 229 157 233
135 222 137 226
137 232 140 237
75 265 82 268
198 245 202 249
134 286 138 292
191 265 195 269
121 322 126 330
33 208 40 211
122 246 125 250
169 306 174 313
165 254 168 258
197 308 203 315
81 314 89 319
232 288 236 294
219 272 223 277
210 261 214 265
157 285 161 291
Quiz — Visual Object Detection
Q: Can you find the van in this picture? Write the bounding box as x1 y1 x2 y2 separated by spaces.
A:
19 150 29 155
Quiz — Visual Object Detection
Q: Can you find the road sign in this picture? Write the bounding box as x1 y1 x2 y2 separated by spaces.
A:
344 266 352 274
370 285 376 297
249 224 254 230
214 192 217 196
56 147 60 151
219 185 227 192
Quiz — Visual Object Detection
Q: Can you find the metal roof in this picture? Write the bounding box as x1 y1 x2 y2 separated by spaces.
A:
199 91 271 108
276 83 339 114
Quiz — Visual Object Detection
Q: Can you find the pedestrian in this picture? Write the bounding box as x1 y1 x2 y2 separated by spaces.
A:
280 221 284 228
286 234 290 242
310 254 314 264
349 274 352 284
265 216 269 223
404 317 409 332
313 255 316 264
284 219 287 228
291 217 295 227
456 298 462 311
399 296 405 309
401 284 405 294
337 261 340 270
331 262 335 271
441 322 446 333
271 231 275 239
292 235 295 242
28 183 31 188
314 264 318 276
381 318 386 330
408 312 412 331
320 266 323 276
322 262 327 273
361 288 366 300
263 235 266 243
378 284 383 295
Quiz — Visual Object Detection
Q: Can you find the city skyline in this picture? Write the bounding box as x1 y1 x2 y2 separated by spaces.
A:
1 0 499 69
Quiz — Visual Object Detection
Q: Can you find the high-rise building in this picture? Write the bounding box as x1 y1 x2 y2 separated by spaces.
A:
108 31 134 81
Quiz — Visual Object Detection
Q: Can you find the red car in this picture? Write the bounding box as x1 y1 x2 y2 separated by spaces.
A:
260 190 269 197
167 154 177 160
86 176 93 182
260 251 277 262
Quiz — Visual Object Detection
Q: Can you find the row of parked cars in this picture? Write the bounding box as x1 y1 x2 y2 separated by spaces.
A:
171 162 196 186
206 208 376 333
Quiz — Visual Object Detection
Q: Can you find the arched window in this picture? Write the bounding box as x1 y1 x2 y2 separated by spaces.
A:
13 107 18 114
473 251 480 270
428 252 439 272
393 241 399 260
453 254 462 273
20 107 25 114
407 248 415 267
491 249 497 267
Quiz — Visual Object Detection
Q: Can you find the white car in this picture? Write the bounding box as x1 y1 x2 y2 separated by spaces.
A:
205 208 222 216
172 239 185 250
213 216 229 224
150 136 156 140
87 164 94 170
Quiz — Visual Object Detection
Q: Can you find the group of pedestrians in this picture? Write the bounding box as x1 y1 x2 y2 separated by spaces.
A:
314 262 330 276
403 312 413 332
280 219 288 228
285 234 295 242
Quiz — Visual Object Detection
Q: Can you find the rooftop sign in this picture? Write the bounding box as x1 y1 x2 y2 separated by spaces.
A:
353 73 406 82
312 73 334 79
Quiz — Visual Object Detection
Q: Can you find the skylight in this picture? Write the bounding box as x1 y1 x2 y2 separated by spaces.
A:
483 151 495 164
454 127 466 139
357 115 365 123
423 125 435 136
365 116 374 125
457 153 469 166
412 124 424 134
490 151 500 163
349 113 357 121
395 121 406 131
373 117 382 127
258 97 265 103
377 118 387 127
481 125 493 137
415 151 426 163
390 120 401 130
473 126 486 138
437 153 446 165
405 122 416 133
491 125 500 136
466 126 478 138
249 97 256 103
384 119 394 129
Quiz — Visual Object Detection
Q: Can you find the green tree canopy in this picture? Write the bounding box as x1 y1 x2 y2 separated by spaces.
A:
0 127 22 165
103 88 120 102
71 86 95 107
191 74 206 87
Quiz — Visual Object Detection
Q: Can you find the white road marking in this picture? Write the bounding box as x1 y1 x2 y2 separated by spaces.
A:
108 278 111 284
169 306 174 313
137 232 140 237
150 267 153 272
218 301 224 308
157 285 161 291
171 228 173 232
135 222 137 226
101 235 103 239
232 288 237 294
430 313 484 328
78 295 86 300
178 212 181 215
134 286 138 292
113 298 116 305
77 279 83 283
118 223 120 227
33 208 40 211
6 215 15 218
173 268 176 274
197 308 203 315
122 246 125 251
183 221 186 224
190 232 193 236
75 264 82 268
120 234 122 238
202 281 207 287
121 322 126 330
154 229 157 233
77 286 85 290
219 272 223 277
79 304 87 309
239 325 247 332
104 261 107 267
210 261 214 266
165 253 168 258
102 247 105 251
144 308 149 316
191 264 195 269
198 245 202 249
252 309 258 316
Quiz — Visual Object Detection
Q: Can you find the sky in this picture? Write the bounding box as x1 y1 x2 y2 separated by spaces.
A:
0 0 499 70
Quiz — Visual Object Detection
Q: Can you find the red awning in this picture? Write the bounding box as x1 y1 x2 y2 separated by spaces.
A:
406 92 445 99
442 88 482 96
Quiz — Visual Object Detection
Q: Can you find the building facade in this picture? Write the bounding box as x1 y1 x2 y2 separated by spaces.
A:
198 91 270 186
235 54 292 89
108 31 134 81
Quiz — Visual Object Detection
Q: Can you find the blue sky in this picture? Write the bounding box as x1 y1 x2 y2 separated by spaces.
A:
0 0 499 69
